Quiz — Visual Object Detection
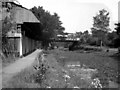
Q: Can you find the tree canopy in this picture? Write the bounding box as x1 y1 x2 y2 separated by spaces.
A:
114 23 120 49
30 6 65 40
91 9 110 46
115 23 120 36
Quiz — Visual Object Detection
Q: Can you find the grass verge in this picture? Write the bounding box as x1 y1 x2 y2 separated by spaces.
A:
3 66 41 88
2 52 43 88
48 49 119 88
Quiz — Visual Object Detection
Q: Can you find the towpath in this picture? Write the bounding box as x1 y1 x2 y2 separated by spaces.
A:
0 49 42 89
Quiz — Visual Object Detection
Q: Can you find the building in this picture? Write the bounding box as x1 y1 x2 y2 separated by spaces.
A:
1 0 42 57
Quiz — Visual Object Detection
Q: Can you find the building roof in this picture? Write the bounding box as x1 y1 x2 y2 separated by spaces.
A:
14 7 40 24
0 0 20 4
1 0 40 24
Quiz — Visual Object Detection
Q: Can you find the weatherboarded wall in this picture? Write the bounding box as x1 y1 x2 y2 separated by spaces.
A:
2 1 41 56
22 35 41 56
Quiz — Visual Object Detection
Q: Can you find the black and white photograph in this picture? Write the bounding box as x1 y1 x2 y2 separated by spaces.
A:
0 0 120 89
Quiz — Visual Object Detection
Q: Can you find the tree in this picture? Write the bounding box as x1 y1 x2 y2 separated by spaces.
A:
2 4 16 57
75 31 83 38
30 6 65 49
115 23 120 52
91 9 110 47
82 30 90 44
107 31 118 47
75 31 92 44
31 6 65 40
115 23 120 36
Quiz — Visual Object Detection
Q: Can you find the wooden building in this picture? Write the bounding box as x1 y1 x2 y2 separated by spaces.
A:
1 0 42 57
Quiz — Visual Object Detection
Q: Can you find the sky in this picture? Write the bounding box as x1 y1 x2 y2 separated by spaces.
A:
118 1 120 22
18 0 119 33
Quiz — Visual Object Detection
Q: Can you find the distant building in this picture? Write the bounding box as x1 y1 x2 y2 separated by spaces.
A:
66 33 80 41
57 32 80 41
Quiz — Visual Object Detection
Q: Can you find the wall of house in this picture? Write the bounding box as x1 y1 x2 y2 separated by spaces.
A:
22 35 41 56
2 1 41 57
5 37 20 57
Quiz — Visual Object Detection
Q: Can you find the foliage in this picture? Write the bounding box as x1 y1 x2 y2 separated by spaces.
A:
114 23 120 52
2 17 12 37
91 9 110 46
30 6 65 49
75 31 94 45
92 9 110 31
115 23 120 37
81 30 91 44
86 36 99 46
106 31 118 47
2 3 16 57
75 31 83 39
30 6 65 40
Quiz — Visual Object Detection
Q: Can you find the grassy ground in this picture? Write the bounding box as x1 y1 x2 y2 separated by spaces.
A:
2 50 42 88
3 48 119 88
2 61 41 88
1 51 19 68
2 57 18 68
48 49 119 87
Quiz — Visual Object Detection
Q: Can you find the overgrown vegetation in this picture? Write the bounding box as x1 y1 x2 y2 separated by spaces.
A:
91 9 110 47
3 66 41 88
49 49 119 87
68 9 119 54
114 23 120 53
30 6 65 49
31 49 119 88
3 47 119 88
1 1 19 67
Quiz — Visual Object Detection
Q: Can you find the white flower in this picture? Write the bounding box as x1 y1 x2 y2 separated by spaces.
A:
91 78 102 88
64 75 71 79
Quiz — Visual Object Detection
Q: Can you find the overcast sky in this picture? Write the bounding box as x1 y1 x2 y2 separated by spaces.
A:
118 1 120 22
18 0 119 33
